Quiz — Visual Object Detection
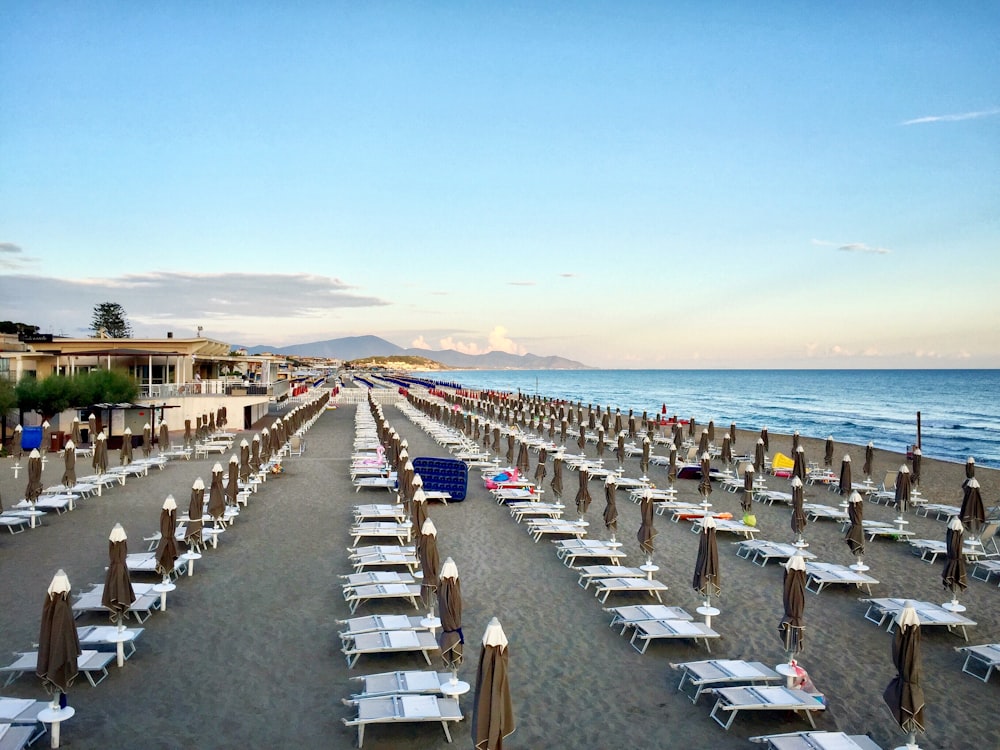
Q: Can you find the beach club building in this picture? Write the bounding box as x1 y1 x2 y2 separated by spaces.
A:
0 333 291 441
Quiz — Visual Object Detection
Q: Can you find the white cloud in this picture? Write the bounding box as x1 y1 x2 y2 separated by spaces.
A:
438 336 484 355
486 326 527 355
558 272 579 278
901 107 1000 125
411 336 431 349
432 326 527 356
507 280 536 286
812 238 891 254
0 242 37 270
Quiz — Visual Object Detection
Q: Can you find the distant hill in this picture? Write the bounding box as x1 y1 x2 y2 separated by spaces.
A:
245 335 591 369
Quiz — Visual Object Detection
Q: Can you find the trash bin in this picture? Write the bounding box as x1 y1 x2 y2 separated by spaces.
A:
50 431 65 452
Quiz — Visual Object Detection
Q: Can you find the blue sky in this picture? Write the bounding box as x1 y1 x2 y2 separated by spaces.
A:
2 2 998 368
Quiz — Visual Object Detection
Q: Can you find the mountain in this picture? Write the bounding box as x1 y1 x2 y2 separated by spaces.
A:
245 335 591 369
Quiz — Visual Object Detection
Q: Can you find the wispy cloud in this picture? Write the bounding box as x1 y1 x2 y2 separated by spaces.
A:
507 280 536 286
0 242 37 270
811 239 891 255
901 107 1000 125
434 326 527 356
558 272 579 278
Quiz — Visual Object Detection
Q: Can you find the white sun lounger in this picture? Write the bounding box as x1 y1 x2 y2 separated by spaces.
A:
353 476 398 493
803 504 849 523
862 598 976 640
971 559 1000 584
908 538 983 564
351 552 419 574
126 551 188 579
576 566 647 589
350 522 411 547
629 619 720 653
955 643 1000 683
915 503 960 521
804 563 879 595
1 649 114 688
344 583 422 614
76 625 144 661
559 545 628 568
593 577 668 604
338 615 427 640
0 724 35 750
353 504 408 523
342 694 462 747
748 730 883 749
604 604 693 634
0 515 30 534
0 697 48 745
348 670 453 699
526 519 588 542
341 571 416 589
508 502 564 522
342 629 441 668
693 517 759 539
72 582 161 623
670 659 782 703
708 686 826 730
15 494 76 513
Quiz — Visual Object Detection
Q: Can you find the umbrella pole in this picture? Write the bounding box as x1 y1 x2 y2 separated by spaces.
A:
696 592 720 628
894 730 919 750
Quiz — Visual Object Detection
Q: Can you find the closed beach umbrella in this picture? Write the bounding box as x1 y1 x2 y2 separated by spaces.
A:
729 422 737 450
62 441 77 487
550 457 563 499
250 434 261 473
791 430 800 454
707 420 715 443
516 440 530 474
71 418 82 446
472 617 515 750
720 434 731 466
692 515 721 607
26 449 43 503
94 432 108 475
640 436 651 476
239 439 251 483
412 487 429 541
437 558 463 676
37 569 81 700
186 479 204 549
698 452 712 501
142 423 152 458
560 419 567 444
942 517 968 607
673 423 684 451
533 447 547 485
637 489 656 563
226 455 239 506
688 417 696 440
574 468 592 519
863 442 875 479
698 429 709 455
792 445 807 481
120 428 133 466
628 413 636 439
616 431 625 466
208 463 225 526
13 424 23 460
668 443 678 486
778 555 806 658
506 433 515 464
754 439 766 476
615 410 623 434
547 418 555 441
102 523 135 628
824 436 834 468
790 476 807 543
911 448 922 486
742 465 755 513
183 419 192 447
839 455 853 497
601 411 610 432
577 424 586 452
603 476 618 540
846 491 866 561
883 603 925 746
596 427 605 458
155 495 180 580
88 414 97 445
588 409 596 430
418 518 440 613
159 422 170 452
894 465 911 514
41 421 51 456
760 426 769 452
963 457 975 487
959 478 985 535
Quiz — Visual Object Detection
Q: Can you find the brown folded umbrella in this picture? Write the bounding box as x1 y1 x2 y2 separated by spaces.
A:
102 524 135 627
719 434 731 466
824 436 835 468
791 430 800 454
754 439 766 476
692 515 721 604
792 445 807 481
411 487 428 541
574 468 592 519
790 477 807 543
959 478 985 534
37 570 81 699
505 433 514 464
183 419 193 447
142 423 152 458
637 490 656 562
418 518 440 613
25 449 43 503
186 479 204 549
120 428 133 466
760 427 769 452
596 427 605 458
437 557 463 675
778 555 806 658
839 455 853 497
250 434 261 472
640 437 651 476
208 464 226 526
550 456 563 499
93 433 108 475
159 422 170 451
516 440 530 474
698 453 712 501
698 429 709 455
155 496 180 579
603 476 618 539
863 441 875 479
226 455 239 506
88 414 97 445
533 448 547 485
845 491 866 560
742 465 755 513
668 443 678 486
239 439 251 483
577 424 586 452
911 448 922 486
616 432 625 466
13 424 23 460
71 418 83 446
942 517 968 607
62 442 77 487
894 465 911 513
883 602 925 744
473 618 515 750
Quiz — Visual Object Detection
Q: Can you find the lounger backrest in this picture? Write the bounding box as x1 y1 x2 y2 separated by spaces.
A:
881 471 897 491
978 521 1000 556
685 446 698 463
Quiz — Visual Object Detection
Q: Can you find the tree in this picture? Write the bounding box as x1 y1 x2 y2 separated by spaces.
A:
0 321 40 336
14 370 138 420
0 377 16 450
90 302 133 338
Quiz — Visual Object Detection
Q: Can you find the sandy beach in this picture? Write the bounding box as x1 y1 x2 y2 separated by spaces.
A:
1 392 997 750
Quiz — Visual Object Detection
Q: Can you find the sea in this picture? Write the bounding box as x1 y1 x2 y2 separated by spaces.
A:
418 369 1000 469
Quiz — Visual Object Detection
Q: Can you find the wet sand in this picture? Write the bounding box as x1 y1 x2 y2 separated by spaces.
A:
0 394 997 749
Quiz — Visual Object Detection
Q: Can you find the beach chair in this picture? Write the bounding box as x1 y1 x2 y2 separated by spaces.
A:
0 515 30 534
604 604 694 634
1 649 114 688
343 583 422 613
338 614 427 640
955 643 1000 683
341 571 416 589
72 582 162 623
288 435 305 456
341 630 440 668
559 544 628 568
970 559 1000 584
908 537 984 564
576 566 647 589
0 696 49 745
748 731 884 749
592 577 668 604
708 686 826 730
870 471 898 505
628 618 720 653
342 694 462 747
347 670 453 699
804 562 878 595
76 625 144 661
350 522 411 547
670 659 782 704
0 724 35 750
861 598 976 641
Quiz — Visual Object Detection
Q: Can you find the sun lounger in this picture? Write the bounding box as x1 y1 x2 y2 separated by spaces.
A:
593 577 668 604
1 649 114 688
844 520 913 542
955 643 1000 683
970 559 1000 584
908 537 983 564
693 517 759 539
629 618 720 653
508 502 564 522
353 504 408 523
348 670 453 699
526 519 588 542
862 598 977 640
72 582 161 623
0 724 35 750
0 697 48 745
670 659 782 703
341 630 441 668
338 615 427 640
735 540 816 567
915 503 960 521
342 694 462 747
576 566 647 589
804 563 879 594
44 482 98 498
708 685 826 730
126 551 188 579
803 503 849 523
351 551 419 574
0 515 30 534
344 583 422 613
341 571 416 589
15 494 75 513
749 730 883 749
350 522 412 547
559 544 628 568
353 476 398 494
604 604 693 634
76 625 144 661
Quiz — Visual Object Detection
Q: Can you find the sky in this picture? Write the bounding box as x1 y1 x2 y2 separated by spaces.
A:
1 2 998 369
